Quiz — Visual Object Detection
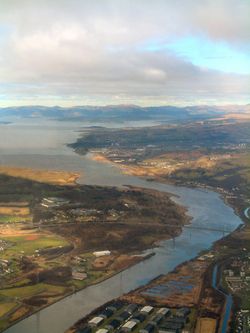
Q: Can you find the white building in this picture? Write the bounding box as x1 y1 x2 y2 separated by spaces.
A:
88 316 104 327
122 320 137 332
140 306 154 315
96 329 109 333
157 308 170 316
93 250 111 257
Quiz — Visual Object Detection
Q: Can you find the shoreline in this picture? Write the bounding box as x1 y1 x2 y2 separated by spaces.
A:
1 252 156 333
0 165 80 186
67 219 247 333
88 151 248 224
2 152 246 333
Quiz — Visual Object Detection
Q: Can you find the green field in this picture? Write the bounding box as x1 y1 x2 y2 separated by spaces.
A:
0 283 67 299
0 303 17 318
0 215 32 223
0 233 69 258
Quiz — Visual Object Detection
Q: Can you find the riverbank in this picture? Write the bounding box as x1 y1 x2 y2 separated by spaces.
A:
76 151 250 332
0 119 244 333
68 219 249 333
0 252 155 333
0 173 190 332
3 174 242 333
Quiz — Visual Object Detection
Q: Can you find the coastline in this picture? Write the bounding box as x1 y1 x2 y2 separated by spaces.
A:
1 251 158 333
88 151 248 224
0 165 80 186
1 151 246 333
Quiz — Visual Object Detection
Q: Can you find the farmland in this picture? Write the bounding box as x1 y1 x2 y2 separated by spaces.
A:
0 172 188 331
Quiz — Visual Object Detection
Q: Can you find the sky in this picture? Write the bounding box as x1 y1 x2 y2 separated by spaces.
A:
0 0 249 107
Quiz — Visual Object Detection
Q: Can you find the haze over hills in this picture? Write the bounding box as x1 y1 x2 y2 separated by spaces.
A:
0 104 249 123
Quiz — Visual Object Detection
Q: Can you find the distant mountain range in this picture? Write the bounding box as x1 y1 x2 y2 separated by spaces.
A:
0 104 249 123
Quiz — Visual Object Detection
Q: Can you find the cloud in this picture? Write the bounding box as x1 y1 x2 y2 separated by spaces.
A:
0 0 249 106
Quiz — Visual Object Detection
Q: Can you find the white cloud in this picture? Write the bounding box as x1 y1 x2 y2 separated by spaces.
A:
0 0 249 105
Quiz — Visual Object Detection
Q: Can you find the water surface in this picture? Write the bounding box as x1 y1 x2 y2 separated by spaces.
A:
0 118 242 333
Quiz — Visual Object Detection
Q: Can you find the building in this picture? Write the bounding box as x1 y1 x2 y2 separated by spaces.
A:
88 316 104 327
150 314 164 325
93 250 111 257
72 271 87 281
77 326 92 333
107 301 123 312
158 329 178 333
140 306 154 315
175 308 190 318
41 197 69 208
139 323 155 333
131 312 146 323
122 320 137 332
159 321 184 332
117 311 130 321
106 318 121 330
96 329 109 333
157 308 170 316
126 304 139 314
99 308 114 319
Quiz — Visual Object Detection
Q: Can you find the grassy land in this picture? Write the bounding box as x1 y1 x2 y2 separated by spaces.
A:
0 172 189 332
0 215 32 223
0 206 30 216
0 283 67 299
1 233 69 258
0 303 17 318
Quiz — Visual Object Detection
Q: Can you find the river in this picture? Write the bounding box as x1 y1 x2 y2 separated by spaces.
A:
0 117 242 333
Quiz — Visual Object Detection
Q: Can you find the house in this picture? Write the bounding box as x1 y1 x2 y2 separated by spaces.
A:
122 320 137 332
140 306 154 315
88 316 104 327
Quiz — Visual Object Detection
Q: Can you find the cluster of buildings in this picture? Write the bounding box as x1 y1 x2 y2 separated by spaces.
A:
70 208 101 217
0 239 9 252
0 259 10 275
76 301 191 333
71 256 88 281
224 255 250 293
41 197 69 209
40 197 124 224
235 310 250 333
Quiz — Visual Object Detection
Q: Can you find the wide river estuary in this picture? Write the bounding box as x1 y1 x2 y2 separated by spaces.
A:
0 117 242 333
